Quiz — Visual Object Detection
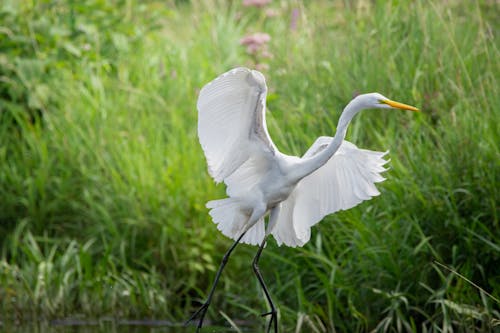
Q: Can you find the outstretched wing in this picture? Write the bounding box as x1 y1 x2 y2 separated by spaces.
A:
197 67 277 183
271 137 388 247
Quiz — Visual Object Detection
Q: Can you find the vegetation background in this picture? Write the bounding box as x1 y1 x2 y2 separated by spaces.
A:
0 0 498 332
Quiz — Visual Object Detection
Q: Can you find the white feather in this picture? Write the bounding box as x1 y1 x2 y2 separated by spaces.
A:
197 68 415 248
197 67 276 183
271 138 389 247
199 68 277 245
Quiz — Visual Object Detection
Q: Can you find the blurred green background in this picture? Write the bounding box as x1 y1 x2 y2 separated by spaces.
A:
0 0 498 332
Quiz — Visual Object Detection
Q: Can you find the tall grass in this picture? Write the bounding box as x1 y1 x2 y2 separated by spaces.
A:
0 0 498 331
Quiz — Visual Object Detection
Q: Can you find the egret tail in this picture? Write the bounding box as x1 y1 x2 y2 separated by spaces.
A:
207 198 265 245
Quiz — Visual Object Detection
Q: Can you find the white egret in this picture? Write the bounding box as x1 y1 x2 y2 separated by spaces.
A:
187 67 418 332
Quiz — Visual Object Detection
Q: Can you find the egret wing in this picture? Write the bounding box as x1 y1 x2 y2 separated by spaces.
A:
197 67 277 183
271 137 388 247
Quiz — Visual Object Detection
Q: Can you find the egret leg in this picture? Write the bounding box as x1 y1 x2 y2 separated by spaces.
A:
185 230 247 331
253 235 278 333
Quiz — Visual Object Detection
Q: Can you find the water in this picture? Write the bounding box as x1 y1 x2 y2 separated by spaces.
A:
1 320 238 333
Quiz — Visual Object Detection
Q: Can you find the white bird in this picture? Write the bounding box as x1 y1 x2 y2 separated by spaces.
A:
187 67 418 332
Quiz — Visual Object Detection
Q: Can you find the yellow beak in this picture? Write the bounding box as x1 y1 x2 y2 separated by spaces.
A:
381 99 419 112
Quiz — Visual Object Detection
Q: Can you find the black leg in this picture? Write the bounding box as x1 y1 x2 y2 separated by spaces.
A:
253 235 278 333
185 230 247 332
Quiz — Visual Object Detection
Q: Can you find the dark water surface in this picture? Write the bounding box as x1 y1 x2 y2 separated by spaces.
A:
0 320 239 333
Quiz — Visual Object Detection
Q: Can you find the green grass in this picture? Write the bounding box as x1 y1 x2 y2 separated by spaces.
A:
1 0 499 331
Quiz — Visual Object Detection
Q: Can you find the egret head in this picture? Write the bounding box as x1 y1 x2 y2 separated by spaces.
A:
356 92 419 112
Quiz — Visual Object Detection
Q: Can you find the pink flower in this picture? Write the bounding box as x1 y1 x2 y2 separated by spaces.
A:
239 32 271 46
242 0 271 7
245 43 261 54
240 32 271 55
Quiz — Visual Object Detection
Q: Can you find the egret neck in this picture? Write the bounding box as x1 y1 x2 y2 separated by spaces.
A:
291 96 365 182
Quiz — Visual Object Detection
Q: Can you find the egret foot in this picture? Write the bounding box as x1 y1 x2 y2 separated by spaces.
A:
261 310 275 317
261 309 278 333
185 302 209 332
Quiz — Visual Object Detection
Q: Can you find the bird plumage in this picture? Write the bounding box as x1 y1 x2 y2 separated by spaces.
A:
197 67 276 183
189 67 418 332
272 139 388 247
197 67 392 246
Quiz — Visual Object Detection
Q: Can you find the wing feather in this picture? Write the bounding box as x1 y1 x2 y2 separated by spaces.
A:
197 67 277 183
271 138 388 247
